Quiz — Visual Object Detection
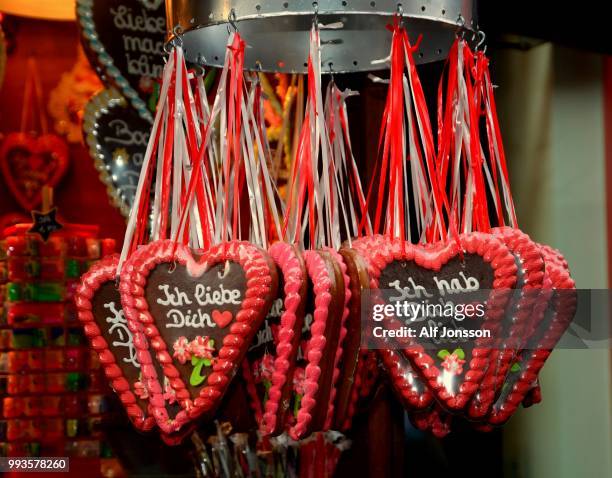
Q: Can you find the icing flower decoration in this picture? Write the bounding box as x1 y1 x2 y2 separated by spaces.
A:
173 336 191 364
190 336 215 360
163 377 177 405
188 338 217 387
258 354 275 383
293 367 306 396
439 348 466 375
134 380 148 400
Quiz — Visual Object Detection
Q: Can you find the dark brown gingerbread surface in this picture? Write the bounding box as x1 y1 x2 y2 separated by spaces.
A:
145 261 247 397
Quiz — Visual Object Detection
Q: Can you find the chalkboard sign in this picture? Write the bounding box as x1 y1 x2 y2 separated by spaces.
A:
83 88 152 217
77 0 167 122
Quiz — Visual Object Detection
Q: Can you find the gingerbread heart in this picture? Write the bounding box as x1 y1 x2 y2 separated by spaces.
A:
352 233 518 411
243 242 307 436
77 0 166 122
332 247 372 431
0 132 69 211
485 246 576 425
75 254 154 431
287 250 348 440
119 239 277 434
83 88 152 218
466 227 545 419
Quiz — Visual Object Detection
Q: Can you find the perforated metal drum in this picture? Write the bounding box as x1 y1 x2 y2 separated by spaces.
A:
166 0 477 73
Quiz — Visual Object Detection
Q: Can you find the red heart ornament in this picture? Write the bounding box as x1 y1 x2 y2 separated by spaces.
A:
120 239 277 434
212 310 233 328
75 254 155 431
287 250 349 440
0 132 69 211
243 242 308 436
466 227 545 419
331 247 371 431
352 232 518 411
485 245 576 425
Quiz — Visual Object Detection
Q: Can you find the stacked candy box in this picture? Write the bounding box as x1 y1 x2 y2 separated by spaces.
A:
0 223 115 458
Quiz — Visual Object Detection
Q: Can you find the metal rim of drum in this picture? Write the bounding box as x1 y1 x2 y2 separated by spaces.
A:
166 0 477 73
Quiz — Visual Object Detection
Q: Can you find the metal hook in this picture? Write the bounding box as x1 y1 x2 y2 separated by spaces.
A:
476 30 486 51
173 25 184 46
227 8 238 34
328 62 335 82
312 1 319 28
455 13 466 39
164 25 183 53
193 64 205 77
397 3 404 27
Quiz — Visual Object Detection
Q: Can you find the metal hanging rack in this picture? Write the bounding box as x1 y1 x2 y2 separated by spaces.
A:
166 0 477 74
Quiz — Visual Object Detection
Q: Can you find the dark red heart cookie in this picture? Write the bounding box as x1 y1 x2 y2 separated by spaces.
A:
75 254 155 431
288 250 347 440
485 246 576 425
0 132 69 211
322 247 352 430
331 247 373 431
467 227 545 418
242 242 307 436
352 233 518 411
119 239 277 434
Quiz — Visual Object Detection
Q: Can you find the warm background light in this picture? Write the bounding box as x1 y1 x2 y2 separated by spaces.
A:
0 0 76 21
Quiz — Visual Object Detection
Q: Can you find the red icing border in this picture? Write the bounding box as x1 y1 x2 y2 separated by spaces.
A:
467 227 545 418
75 254 155 431
288 250 334 440
120 239 275 434
322 247 351 430
378 348 433 410
352 233 518 410
258 242 308 435
486 246 576 425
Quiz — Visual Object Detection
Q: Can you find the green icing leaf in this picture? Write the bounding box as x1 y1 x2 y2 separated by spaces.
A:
453 348 465 360
437 349 451 359
510 362 521 373
190 357 207 387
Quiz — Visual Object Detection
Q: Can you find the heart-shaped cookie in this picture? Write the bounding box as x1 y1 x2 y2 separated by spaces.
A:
352 233 518 410
466 227 545 418
77 0 166 122
83 88 152 217
75 254 154 431
120 239 277 434
331 247 371 431
485 246 576 425
0 132 69 211
288 250 348 440
243 242 307 436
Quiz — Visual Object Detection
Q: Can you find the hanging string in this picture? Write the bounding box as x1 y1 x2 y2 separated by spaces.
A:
361 19 446 245
283 23 339 250
20 58 48 134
